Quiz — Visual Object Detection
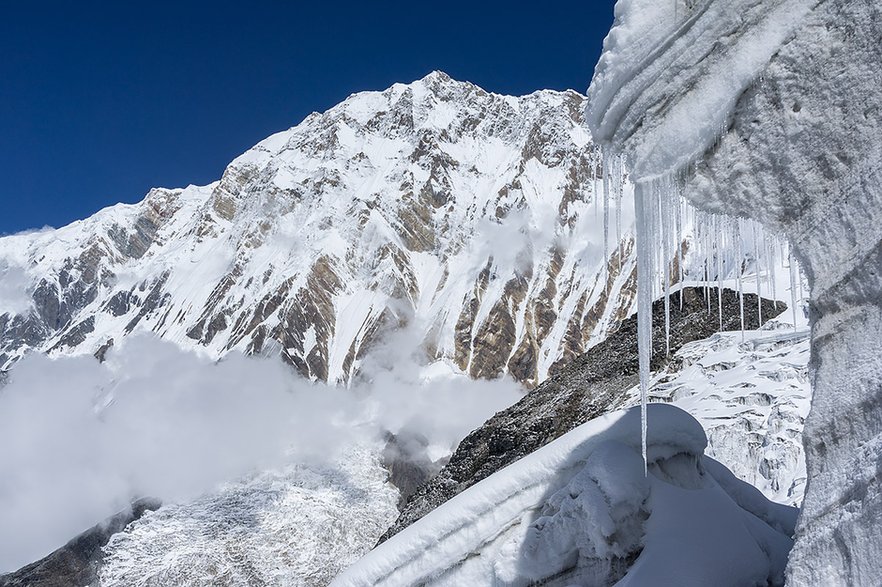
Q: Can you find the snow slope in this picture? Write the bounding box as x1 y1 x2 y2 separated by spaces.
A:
332 404 797 587
588 0 882 583
98 443 398 587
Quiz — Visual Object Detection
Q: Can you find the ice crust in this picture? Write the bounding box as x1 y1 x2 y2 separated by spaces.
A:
588 0 882 583
587 0 817 182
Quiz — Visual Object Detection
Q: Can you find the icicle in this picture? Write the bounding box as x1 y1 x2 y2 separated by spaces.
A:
614 154 624 273
753 223 763 326
634 180 654 476
787 248 798 330
716 216 723 330
675 193 684 311
789 247 799 330
736 220 745 340
659 184 671 356
593 152 601 222
769 233 778 310
703 215 711 314
602 152 611 292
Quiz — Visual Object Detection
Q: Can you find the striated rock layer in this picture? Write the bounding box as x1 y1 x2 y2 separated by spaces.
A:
588 0 882 583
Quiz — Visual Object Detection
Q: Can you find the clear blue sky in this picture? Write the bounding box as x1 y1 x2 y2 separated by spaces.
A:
0 1 616 234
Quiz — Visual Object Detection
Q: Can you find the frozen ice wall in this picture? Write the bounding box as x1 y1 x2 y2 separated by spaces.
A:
588 0 882 584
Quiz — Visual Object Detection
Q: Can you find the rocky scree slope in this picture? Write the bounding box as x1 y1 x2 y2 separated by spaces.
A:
380 286 784 541
0 72 641 387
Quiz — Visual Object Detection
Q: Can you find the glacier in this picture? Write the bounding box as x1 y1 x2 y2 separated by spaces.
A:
587 0 882 583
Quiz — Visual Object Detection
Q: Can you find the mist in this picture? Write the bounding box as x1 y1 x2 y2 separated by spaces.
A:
0 334 523 572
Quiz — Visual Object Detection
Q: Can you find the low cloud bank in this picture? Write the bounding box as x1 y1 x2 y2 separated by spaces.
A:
0 335 522 572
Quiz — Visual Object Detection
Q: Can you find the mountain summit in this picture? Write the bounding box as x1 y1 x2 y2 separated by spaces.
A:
0 74 635 385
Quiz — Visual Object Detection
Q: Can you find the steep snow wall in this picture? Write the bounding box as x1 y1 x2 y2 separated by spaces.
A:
588 0 882 584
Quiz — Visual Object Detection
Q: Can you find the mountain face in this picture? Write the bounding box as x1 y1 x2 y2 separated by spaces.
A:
0 71 637 386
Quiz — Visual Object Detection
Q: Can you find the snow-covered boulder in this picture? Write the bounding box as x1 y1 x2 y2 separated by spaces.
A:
332 404 797 587
587 0 882 583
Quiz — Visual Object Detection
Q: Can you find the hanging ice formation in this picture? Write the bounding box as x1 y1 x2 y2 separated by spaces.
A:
599 152 803 473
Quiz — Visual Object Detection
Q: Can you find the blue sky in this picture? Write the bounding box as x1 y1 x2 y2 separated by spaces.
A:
0 1 615 234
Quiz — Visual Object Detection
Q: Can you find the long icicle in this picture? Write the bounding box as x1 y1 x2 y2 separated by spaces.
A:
602 152 611 293
614 154 624 274
769 233 778 310
634 180 654 476
789 247 799 330
716 216 723 329
732 218 744 342
754 223 763 327
660 185 671 356
675 192 684 311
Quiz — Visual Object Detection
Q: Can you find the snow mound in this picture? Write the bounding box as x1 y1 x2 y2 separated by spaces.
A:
332 404 796 586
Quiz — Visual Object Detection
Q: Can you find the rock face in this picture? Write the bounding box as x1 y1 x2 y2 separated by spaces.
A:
380 287 783 541
587 0 882 583
0 498 160 587
0 72 643 387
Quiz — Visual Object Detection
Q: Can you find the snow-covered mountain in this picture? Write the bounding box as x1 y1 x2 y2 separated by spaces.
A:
0 71 642 386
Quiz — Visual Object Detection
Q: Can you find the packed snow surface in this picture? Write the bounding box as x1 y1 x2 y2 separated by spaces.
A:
332 404 796 587
617 321 811 506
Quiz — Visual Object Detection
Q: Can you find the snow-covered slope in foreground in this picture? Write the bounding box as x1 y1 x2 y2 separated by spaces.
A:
333 404 797 587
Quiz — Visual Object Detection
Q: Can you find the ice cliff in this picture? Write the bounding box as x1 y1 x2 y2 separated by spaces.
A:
587 0 882 583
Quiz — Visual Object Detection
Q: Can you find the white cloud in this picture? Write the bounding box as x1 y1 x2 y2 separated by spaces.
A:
0 264 33 316
0 333 523 572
